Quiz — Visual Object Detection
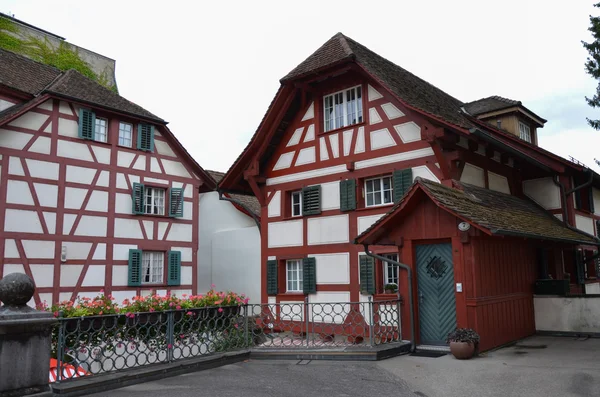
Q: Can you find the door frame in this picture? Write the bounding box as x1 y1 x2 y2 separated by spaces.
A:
413 239 457 345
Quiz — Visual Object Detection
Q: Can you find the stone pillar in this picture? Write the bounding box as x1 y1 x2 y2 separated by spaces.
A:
0 273 56 397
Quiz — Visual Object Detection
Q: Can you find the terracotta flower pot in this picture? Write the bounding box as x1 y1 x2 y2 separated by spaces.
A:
449 341 476 359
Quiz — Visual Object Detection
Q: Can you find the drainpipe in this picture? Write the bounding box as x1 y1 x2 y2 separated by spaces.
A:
363 245 416 353
217 190 261 233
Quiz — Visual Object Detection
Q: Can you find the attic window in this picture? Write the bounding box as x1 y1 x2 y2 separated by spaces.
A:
519 121 531 143
323 85 363 132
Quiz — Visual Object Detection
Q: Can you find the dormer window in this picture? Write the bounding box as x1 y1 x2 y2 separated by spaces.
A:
323 85 363 132
518 121 531 143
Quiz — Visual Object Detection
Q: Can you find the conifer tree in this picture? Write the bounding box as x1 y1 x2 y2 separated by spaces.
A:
583 3 600 129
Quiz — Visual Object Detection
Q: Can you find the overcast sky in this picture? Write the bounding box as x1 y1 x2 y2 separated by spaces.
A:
3 0 600 173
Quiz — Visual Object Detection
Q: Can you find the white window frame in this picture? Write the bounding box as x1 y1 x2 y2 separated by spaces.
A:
291 191 302 217
286 259 303 292
144 187 166 215
323 85 363 132
142 251 164 284
382 253 399 287
519 121 531 143
365 176 393 208
118 121 133 147
94 117 108 143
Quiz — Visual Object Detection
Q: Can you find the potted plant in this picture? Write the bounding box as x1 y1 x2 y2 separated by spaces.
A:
446 328 479 359
384 283 398 294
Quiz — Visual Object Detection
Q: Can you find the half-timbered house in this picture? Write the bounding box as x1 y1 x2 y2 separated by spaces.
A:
218 33 600 351
0 48 217 306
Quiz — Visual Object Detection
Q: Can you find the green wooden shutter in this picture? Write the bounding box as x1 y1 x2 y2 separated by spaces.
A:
339 179 356 211
132 183 145 214
267 260 278 295
78 108 95 140
167 251 181 286
169 188 184 217
574 190 582 210
393 168 413 203
128 249 142 287
137 124 155 151
302 185 321 215
359 255 375 294
589 188 595 214
302 257 317 294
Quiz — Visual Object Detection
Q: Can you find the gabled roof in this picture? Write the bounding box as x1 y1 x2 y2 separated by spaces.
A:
0 48 162 122
0 48 216 189
207 170 261 217
356 178 598 246
218 33 569 193
46 69 163 122
463 95 547 124
463 96 521 116
0 48 61 95
283 33 471 129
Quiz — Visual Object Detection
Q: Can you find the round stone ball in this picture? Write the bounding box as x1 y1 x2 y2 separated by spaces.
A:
0 272 36 306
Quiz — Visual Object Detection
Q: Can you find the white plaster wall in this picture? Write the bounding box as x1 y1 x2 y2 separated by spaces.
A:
211 227 261 304
34 183 58 207
412 166 439 183
370 128 396 150
31 265 53 288
268 191 281 217
357 214 385 235
534 296 600 333
268 219 303 248
198 191 258 295
586 282 600 294
74 216 108 237
522 177 561 209
166 224 193 242
57 140 94 162
488 171 510 194
66 165 96 185
114 218 144 239
307 214 349 245
9 112 48 130
295 147 316 166
162 159 192 178
7 180 34 205
460 163 485 188
321 181 341 211
26 159 59 180
29 137 51 154
575 214 595 236
58 118 79 138
0 129 32 150
308 252 350 284
5 209 43 233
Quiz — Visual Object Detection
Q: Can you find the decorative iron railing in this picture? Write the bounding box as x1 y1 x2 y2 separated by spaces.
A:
51 298 401 382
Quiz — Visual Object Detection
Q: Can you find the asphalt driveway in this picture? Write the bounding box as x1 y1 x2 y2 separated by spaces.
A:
89 359 419 397
379 335 600 397
90 335 600 397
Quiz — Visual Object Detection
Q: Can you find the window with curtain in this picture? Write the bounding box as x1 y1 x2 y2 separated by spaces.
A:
144 187 165 215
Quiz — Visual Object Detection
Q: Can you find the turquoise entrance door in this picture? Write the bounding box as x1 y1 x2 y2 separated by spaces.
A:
416 243 457 345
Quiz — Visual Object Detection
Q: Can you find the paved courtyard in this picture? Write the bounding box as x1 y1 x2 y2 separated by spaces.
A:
91 336 600 397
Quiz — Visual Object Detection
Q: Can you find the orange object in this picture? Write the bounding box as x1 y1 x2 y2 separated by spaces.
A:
48 358 89 383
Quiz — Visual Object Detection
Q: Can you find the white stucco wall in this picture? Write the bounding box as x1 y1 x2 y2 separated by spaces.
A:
211 227 261 304
534 295 600 334
198 191 259 301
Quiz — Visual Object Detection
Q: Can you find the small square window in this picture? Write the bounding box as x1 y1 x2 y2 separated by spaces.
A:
142 251 164 284
286 259 303 292
291 191 302 217
365 176 393 207
94 118 108 143
382 253 399 286
144 187 165 215
118 122 133 147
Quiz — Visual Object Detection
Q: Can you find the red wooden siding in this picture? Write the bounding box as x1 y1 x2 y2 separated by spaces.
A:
466 238 537 351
